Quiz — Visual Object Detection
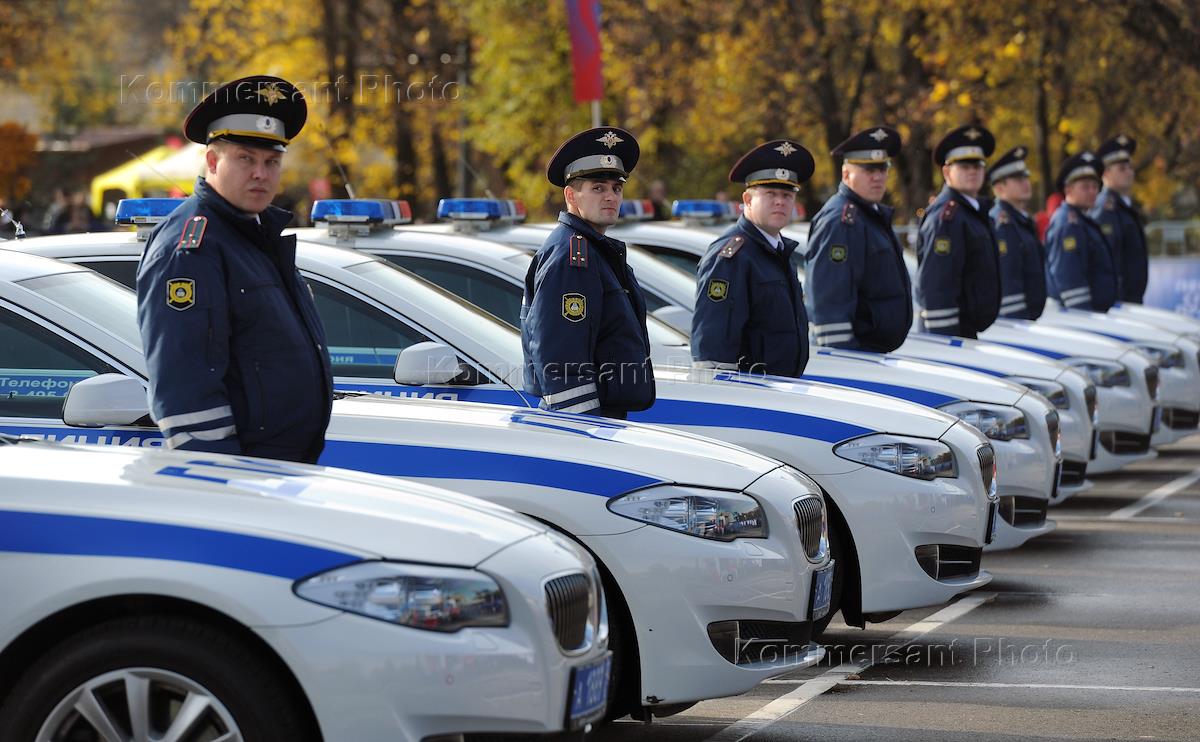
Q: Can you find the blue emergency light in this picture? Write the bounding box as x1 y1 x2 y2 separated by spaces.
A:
671 200 730 219
436 198 527 223
311 199 412 225
114 198 185 225
618 199 655 221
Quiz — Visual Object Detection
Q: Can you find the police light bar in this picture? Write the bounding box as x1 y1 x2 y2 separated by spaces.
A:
436 198 526 223
114 198 185 226
618 199 655 221
311 199 413 225
672 200 733 220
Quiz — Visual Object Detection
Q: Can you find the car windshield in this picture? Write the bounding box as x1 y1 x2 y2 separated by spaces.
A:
344 259 524 363
16 270 142 349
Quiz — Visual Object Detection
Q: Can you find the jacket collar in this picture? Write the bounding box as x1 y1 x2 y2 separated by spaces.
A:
996 199 1035 229
194 177 293 236
838 183 894 223
736 214 798 260
558 211 627 259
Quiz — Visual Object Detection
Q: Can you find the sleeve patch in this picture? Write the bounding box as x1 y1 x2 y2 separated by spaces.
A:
1063 236 1077 251
177 215 207 250
719 235 745 258
562 292 587 321
569 234 588 267
1101 223 1114 235
830 244 848 262
840 203 856 225
166 278 196 310
707 279 729 301
934 237 952 255
941 201 957 222
998 240 1008 255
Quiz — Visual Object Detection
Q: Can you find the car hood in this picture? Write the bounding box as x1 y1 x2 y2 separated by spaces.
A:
805 350 1026 406
326 394 782 492
982 319 1132 361
0 438 545 568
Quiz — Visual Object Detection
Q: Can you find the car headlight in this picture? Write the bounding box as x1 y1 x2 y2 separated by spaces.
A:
1007 376 1069 409
834 433 957 480
295 561 509 631
608 487 767 540
939 401 1030 441
1066 358 1131 387
1135 344 1184 369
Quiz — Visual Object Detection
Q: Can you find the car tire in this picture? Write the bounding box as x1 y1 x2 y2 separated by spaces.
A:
813 523 847 636
0 613 315 742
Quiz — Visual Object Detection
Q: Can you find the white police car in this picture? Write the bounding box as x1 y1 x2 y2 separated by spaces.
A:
0 246 831 719
6 204 997 639
298 202 1060 549
0 434 611 740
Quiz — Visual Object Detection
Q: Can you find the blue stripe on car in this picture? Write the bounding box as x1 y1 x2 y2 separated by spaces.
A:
0 510 360 578
976 340 1070 360
802 375 960 408
629 399 872 443
320 440 662 496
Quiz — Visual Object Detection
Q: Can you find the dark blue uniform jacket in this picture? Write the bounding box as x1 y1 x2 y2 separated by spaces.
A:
915 186 1002 338
1090 188 1148 304
989 200 1048 320
806 184 912 352
137 178 333 463
521 211 655 418
1045 201 1118 312
692 215 808 377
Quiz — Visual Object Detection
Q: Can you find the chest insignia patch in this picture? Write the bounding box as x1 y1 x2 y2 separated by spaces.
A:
166 278 195 311
562 293 587 322
934 237 952 255
1063 236 1077 252
830 244 848 263
998 240 1008 255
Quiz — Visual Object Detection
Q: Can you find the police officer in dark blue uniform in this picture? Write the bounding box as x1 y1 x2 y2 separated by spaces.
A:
521 127 655 418
806 127 911 352
1045 151 1118 312
692 140 814 376
1091 134 1148 303
137 75 333 463
915 125 1002 338
987 146 1048 319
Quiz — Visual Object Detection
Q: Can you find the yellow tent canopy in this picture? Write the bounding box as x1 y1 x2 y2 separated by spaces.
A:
90 143 206 216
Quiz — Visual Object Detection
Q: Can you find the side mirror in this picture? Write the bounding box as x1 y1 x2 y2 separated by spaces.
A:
651 305 693 335
63 374 150 427
393 342 463 385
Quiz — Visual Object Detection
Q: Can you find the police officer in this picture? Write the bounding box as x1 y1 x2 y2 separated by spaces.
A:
692 140 814 376
806 126 911 352
1091 134 1148 303
1045 152 1117 312
987 146 1048 319
915 125 1002 338
137 76 333 462
521 127 655 418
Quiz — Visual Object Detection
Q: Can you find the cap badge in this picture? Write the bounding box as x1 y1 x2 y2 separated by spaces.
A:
256 116 277 132
774 168 790 180
1014 147 1026 158
869 128 888 142
599 154 617 168
597 131 624 149
1116 134 1130 146
255 82 286 106
1082 152 1095 161
964 128 982 141
775 141 798 156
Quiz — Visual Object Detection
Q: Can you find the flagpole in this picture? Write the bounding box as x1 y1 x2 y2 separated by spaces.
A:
591 100 601 127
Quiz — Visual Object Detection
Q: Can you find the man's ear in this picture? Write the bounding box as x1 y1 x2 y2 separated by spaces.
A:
563 185 576 209
205 147 220 175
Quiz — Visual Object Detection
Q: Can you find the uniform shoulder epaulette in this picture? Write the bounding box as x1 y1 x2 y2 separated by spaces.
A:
718 235 745 258
996 208 1009 225
568 234 588 267
176 215 208 250
1104 193 1117 211
941 200 957 222
1067 208 1078 225
841 202 856 225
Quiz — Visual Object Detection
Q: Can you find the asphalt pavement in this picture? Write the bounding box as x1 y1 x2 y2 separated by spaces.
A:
597 437 1200 742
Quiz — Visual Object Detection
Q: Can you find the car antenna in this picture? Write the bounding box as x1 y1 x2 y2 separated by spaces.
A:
315 123 357 199
0 208 25 239
460 157 496 200
126 148 192 196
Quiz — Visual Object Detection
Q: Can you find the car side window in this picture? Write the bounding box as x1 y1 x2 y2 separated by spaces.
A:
0 308 118 419
383 256 525 328
640 246 701 274
83 260 138 290
307 281 431 378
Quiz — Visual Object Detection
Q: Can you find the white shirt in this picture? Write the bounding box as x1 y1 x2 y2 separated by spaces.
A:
753 223 782 251
962 194 980 211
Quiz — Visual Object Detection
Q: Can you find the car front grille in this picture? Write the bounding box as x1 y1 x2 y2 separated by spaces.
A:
977 444 996 499
1046 411 1061 456
1145 366 1159 401
545 573 591 652
793 495 826 561
1060 460 1088 486
1084 384 1098 422
1162 407 1200 430
1099 429 1152 455
999 495 1048 527
915 544 982 580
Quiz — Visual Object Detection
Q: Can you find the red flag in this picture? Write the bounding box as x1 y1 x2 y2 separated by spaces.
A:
566 0 603 103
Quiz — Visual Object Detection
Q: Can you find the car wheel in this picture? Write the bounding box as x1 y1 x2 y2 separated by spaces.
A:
0 614 315 742
813 523 847 636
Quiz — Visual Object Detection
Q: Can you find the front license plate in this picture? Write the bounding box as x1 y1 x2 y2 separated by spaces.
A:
567 652 611 730
810 561 835 621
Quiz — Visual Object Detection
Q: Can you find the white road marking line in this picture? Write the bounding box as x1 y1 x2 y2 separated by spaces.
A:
1107 468 1200 520
702 592 995 742
761 679 1200 694
1055 515 1200 524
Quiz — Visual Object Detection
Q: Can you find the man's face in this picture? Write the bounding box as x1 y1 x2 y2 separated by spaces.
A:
1103 160 1136 193
1064 177 1100 208
565 178 623 230
843 163 889 203
943 161 986 196
742 186 797 235
993 174 1033 206
206 142 283 214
